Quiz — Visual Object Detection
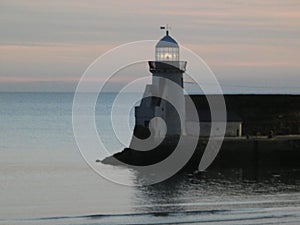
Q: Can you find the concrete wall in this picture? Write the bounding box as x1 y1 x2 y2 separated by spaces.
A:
189 95 300 135
186 121 242 137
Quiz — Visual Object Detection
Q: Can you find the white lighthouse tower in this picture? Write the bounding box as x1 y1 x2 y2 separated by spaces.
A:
135 27 186 137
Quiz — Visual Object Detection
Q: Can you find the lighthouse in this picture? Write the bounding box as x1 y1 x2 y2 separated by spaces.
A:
134 27 187 137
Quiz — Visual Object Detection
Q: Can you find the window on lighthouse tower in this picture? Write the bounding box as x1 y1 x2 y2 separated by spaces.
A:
155 30 179 61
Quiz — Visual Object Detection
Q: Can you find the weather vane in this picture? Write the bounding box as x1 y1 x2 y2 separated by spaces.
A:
160 24 171 35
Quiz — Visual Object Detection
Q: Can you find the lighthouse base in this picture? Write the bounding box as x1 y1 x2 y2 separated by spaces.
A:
102 125 300 172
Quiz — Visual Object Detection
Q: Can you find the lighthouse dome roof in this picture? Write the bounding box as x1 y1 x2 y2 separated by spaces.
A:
156 31 178 48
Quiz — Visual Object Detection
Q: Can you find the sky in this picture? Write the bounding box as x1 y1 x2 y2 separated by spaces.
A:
0 0 299 93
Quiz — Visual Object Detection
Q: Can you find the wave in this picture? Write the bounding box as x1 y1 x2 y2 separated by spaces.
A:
2 207 300 225
3 209 230 221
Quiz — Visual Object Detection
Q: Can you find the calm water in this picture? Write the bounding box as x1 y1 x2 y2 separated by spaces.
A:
0 92 300 225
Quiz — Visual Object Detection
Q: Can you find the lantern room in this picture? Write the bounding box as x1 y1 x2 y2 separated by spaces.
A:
155 30 179 61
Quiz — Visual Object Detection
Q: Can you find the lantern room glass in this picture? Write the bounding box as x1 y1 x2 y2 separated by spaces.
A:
156 47 179 61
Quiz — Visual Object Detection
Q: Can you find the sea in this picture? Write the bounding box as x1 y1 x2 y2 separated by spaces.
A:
0 92 300 225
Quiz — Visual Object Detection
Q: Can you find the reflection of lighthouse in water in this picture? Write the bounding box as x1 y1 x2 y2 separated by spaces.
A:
134 28 187 137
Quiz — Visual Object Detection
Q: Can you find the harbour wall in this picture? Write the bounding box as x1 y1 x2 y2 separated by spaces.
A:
102 95 300 171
